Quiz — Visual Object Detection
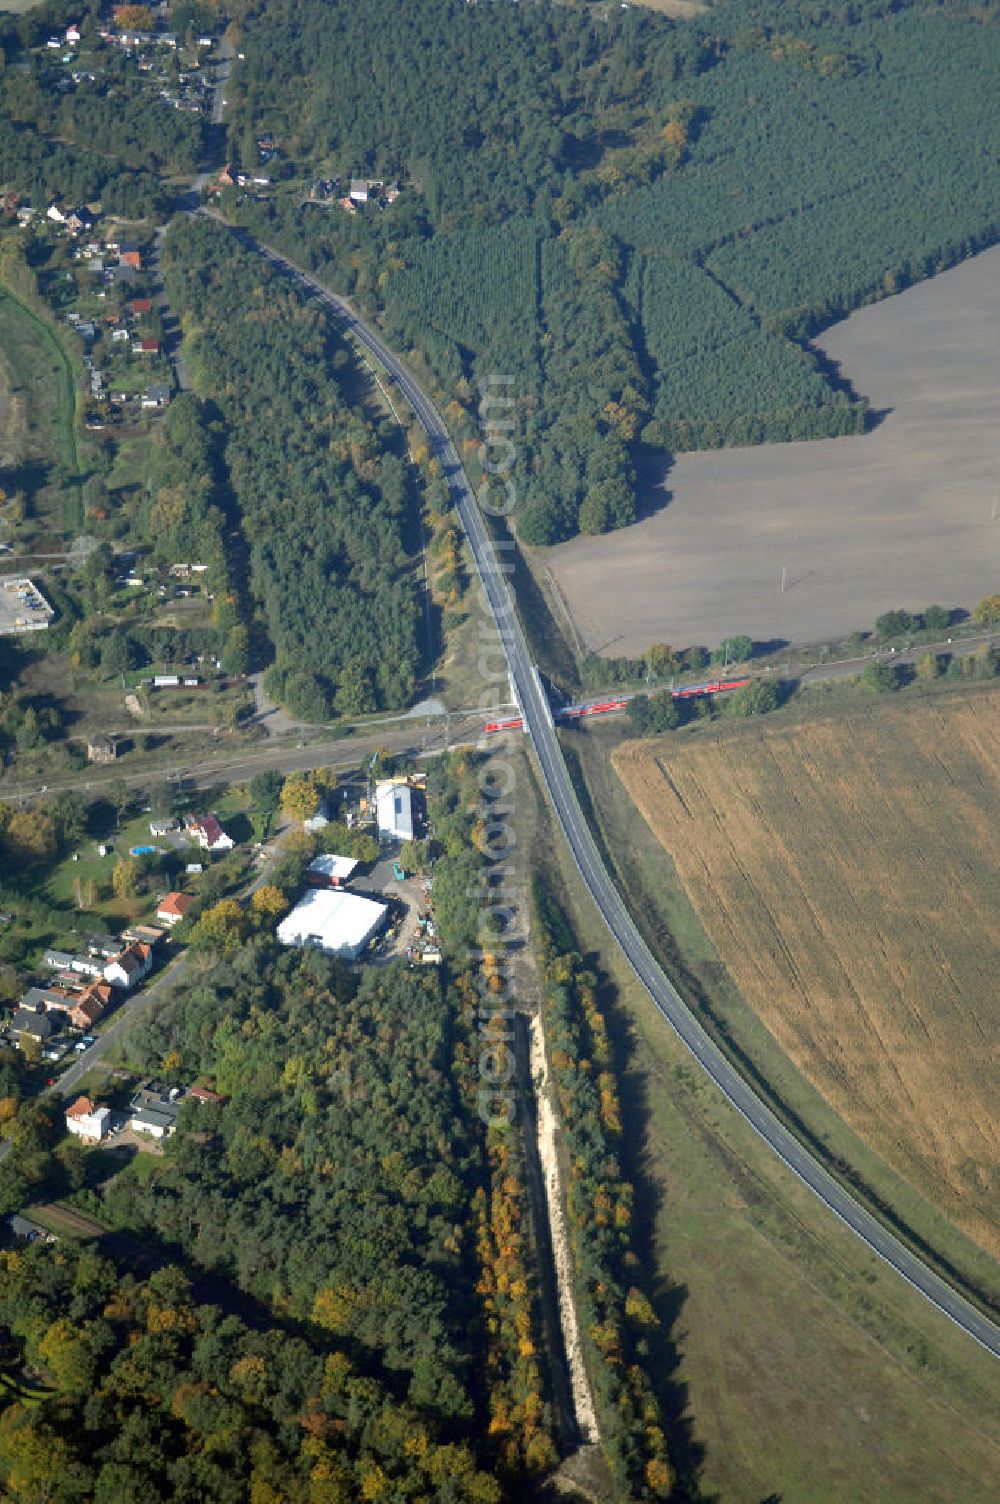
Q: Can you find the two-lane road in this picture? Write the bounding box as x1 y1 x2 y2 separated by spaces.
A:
203 224 1000 1361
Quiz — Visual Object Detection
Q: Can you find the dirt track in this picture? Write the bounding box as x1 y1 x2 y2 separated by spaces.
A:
544 246 1000 655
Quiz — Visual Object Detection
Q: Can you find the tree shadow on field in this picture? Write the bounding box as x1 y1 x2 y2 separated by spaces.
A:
804 340 892 432
582 944 714 1503
750 638 790 659
633 447 675 522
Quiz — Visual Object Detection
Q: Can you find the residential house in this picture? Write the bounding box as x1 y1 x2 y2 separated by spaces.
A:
129 1084 182 1139
41 950 103 979
104 942 152 990
69 983 112 1031
65 24 81 44
49 971 85 994
156 892 192 927
84 933 121 959
130 297 154 317
20 987 72 1013
46 203 68 224
189 1084 225 1105
303 797 333 833
136 338 160 355
10 1008 54 1044
192 815 234 853
141 384 170 409
57 956 103 980
69 953 104 978
149 818 177 837
65 1096 110 1141
122 924 165 948
349 178 379 203
119 247 142 270
42 950 74 973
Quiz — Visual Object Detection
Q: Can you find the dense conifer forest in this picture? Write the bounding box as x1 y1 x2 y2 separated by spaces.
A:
160 216 425 719
228 0 1000 542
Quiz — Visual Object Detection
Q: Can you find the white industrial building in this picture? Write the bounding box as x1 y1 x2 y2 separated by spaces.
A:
376 780 414 842
276 888 387 961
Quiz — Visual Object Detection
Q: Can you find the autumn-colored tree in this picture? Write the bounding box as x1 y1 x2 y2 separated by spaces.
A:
112 858 138 899
115 4 154 30
646 1457 673 1497
663 118 687 154
312 1285 359 1336
251 884 287 926
192 898 247 951
72 876 98 910
39 1319 95 1391
0 1409 87 1499
624 1288 659 1329
4 809 57 861
280 772 320 822
643 642 679 680
972 594 1000 626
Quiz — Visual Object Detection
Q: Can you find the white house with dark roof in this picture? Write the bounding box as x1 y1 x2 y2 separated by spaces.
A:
104 942 152 990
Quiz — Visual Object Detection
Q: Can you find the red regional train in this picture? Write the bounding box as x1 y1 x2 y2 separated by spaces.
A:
483 677 752 734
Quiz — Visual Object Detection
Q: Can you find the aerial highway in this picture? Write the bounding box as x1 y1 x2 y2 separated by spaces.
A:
210 223 1000 1362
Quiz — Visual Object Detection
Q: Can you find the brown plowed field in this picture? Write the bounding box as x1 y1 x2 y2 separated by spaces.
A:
544 245 1000 655
613 690 1000 1255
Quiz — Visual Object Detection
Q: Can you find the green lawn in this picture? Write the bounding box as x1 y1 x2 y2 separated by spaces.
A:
0 278 81 499
516 743 1000 1504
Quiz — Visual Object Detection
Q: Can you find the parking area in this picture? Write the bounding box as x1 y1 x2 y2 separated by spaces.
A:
0 576 55 635
362 846 436 965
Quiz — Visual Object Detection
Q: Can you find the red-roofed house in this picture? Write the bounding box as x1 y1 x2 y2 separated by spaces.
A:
65 1096 110 1141
138 337 160 355
189 1084 225 1104
156 892 193 927
120 248 142 270
130 297 153 316
70 983 112 1031
192 815 234 853
104 942 152 990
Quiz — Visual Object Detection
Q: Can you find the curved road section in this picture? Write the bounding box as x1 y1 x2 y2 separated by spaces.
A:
228 227 1000 1361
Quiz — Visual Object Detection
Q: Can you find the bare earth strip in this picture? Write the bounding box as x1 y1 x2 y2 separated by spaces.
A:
613 689 1000 1257
545 246 1000 655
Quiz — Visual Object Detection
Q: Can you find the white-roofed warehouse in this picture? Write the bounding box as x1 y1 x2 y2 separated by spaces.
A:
376 780 414 841
276 888 388 961
307 852 358 887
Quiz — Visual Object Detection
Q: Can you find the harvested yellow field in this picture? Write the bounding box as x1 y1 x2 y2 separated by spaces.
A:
614 690 1000 1255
